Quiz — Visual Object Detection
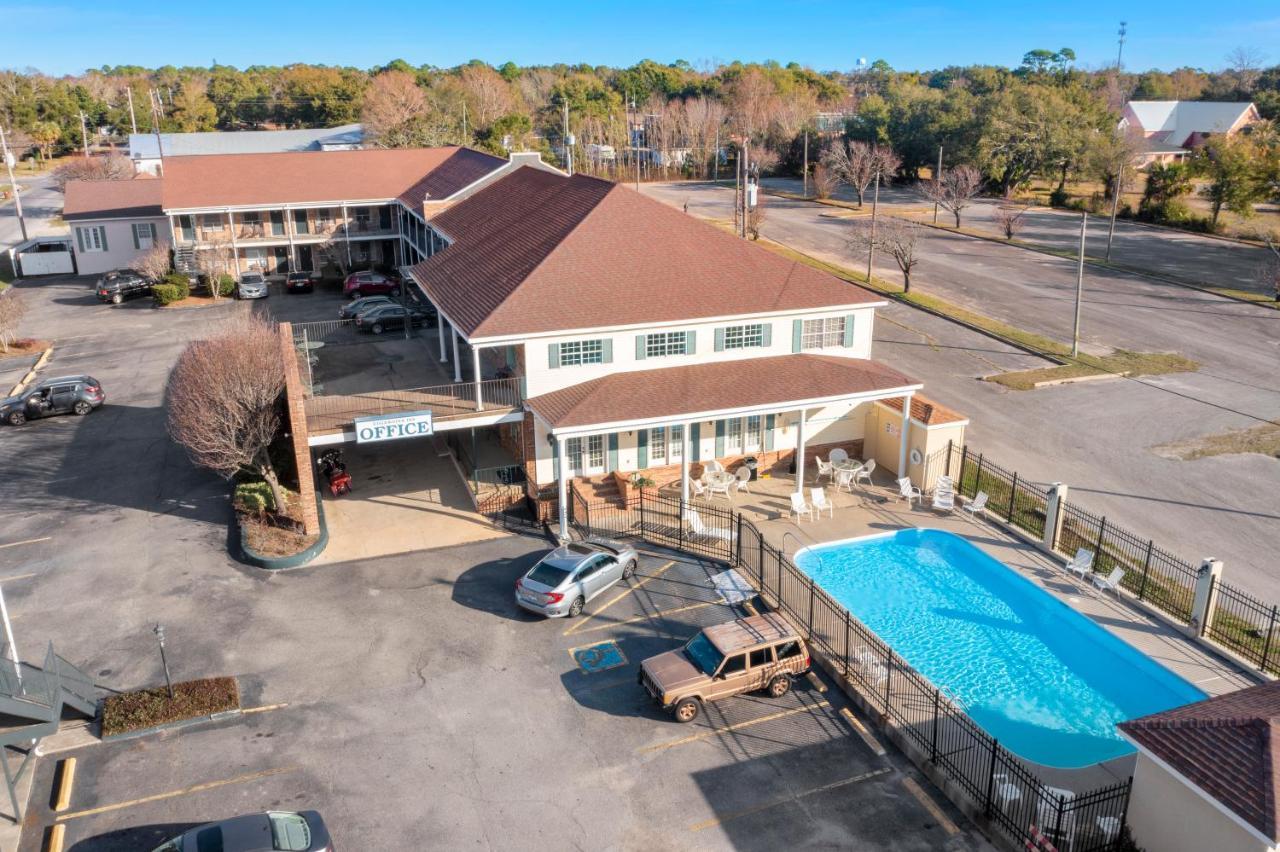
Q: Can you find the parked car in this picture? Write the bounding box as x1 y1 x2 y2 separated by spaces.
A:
515 541 638 618
353 304 427 335
338 295 397 320
237 273 269 300
285 272 317 294
95 269 152 304
639 612 810 723
342 270 400 298
150 810 332 852
1 375 105 426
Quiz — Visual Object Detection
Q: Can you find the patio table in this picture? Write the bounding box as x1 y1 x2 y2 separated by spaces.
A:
703 470 736 499
833 459 863 473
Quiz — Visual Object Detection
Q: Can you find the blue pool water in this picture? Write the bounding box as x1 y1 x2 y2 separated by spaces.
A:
795 529 1205 768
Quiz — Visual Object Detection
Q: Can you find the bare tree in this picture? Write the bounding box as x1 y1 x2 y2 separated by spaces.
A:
992 205 1030 240
746 195 766 241
919 164 983 227
361 71 431 148
1225 46 1267 94
0 288 29 352
849 218 925 293
315 234 350 279
822 140 876 206
811 163 838 199
50 155 135 191
166 313 287 511
194 240 236 291
130 241 171 282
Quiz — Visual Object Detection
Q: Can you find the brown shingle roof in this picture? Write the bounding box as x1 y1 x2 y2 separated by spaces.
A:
410 168 882 339
879 394 968 426
63 179 164 220
526 354 919 429
1119 680 1280 841
160 146 505 210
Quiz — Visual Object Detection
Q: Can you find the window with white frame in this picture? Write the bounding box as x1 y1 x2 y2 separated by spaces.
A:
77 226 106 253
723 323 765 350
646 331 688 358
558 339 605 366
801 316 846 349
745 415 762 451
670 425 684 461
586 435 604 469
134 223 154 249
649 427 667 465
567 438 583 472
726 417 743 454
565 435 604 473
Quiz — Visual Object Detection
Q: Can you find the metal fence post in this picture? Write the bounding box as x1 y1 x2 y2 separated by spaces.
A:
974 453 984 494
757 530 765 587
945 439 953 477
1262 605 1278 674
639 488 647 536
1095 516 1108 563
883 648 892 712
735 512 743 566
983 737 1000 818
1052 793 1066 847
959 444 969 488
808 578 815 638
678 497 685 551
930 688 940 764
1139 539 1154 601
1007 471 1018 522
844 612 851 677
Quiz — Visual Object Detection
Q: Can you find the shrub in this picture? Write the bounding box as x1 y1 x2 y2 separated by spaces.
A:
151 284 184 306
1048 186 1070 208
161 272 191 300
213 274 235 297
234 480 276 514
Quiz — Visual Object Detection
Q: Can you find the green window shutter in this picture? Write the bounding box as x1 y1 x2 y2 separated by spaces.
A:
635 335 647 360
690 423 701 461
714 328 726 352
99 226 108 251
601 338 613 364
131 224 139 250
75 228 84 252
843 314 856 347
792 319 803 353
685 330 696 354
764 414 776 450
637 429 648 468
505 346 516 369
761 323 772 347
714 419 726 458
607 433 619 473
547 343 560 369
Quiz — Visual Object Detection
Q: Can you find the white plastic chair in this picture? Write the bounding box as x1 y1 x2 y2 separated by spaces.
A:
932 475 955 512
1064 548 1094 580
703 459 724 475
963 491 989 519
789 492 815 522
689 479 707 499
816 457 835 483
896 477 922 505
854 458 875 486
834 469 855 493
734 466 752 493
828 448 849 465
707 476 733 500
1092 567 1126 597
810 487 834 518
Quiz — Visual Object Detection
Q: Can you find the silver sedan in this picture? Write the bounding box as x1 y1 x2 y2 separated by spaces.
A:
516 541 639 618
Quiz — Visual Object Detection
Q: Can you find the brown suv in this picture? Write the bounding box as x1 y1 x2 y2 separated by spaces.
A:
638 612 810 723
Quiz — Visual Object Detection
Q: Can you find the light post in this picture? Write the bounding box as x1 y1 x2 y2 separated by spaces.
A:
153 624 175 700
1072 212 1087 357
0 126 28 242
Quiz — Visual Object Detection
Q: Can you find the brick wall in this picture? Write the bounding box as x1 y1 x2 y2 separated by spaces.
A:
278 322 320 536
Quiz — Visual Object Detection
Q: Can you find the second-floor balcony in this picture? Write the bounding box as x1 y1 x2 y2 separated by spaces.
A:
180 207 398 245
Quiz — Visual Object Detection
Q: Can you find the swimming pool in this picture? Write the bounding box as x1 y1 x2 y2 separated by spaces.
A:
794 528 1205 768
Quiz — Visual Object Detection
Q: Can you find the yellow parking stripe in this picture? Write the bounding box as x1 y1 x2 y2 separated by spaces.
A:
573 600 719 636
56 766 298 821
901 776 960 836
0 537 50 550
839 707 887 757
689 767 894 831
563 560 676 635
639 700 831 754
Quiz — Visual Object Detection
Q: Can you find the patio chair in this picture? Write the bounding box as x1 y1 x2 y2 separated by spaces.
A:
963 491 989 519
991 773 1023 808
1037 786 1077 850
896 477 922 505
703 459 725 475
828 448 849 465
689 479 707 499
854 648 888 685
932 476 955 512
1092 567 1126 597
834 469 856 494
810 487 834 518
734 466 752 493
854 459 876 486
789 491 815 522
685 508 732 542
816 457 835 483
1063 548 1094 580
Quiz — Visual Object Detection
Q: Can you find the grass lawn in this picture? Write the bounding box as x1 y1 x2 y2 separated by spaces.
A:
101 676 240 737
1155 421 1280 461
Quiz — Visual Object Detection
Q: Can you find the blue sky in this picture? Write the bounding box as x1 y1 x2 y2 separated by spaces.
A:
5 1 1278 76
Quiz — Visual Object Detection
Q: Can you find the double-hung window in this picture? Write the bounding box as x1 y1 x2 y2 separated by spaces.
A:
744 415 762 452
558 339 605 367
649 427 667 465
132 223 155 250
670 425 684 461
801 316 846 349
723 323 766 350
645 331 688 358
77 225 106 253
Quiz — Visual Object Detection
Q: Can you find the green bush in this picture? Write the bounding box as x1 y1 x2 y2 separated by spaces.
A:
151 283 184 305
234 480 275 514
213 274 235 297
1048 187 1070 208
160 272 191 301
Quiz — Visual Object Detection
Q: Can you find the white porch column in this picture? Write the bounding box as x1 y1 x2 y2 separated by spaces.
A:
472 345 484 411
898 394 913 477
451 327 462 383
794 409 807 494
438 316 448 362
340 202 352 267
284 205 296 272
680 422 691 504
227 210 242 276
556 436 570 541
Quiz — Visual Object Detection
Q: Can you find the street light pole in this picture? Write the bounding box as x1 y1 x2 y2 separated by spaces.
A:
932 145 943 225
1072 212 1087 357
0 125 29 242
1105 160 1124 261
867 166 881 283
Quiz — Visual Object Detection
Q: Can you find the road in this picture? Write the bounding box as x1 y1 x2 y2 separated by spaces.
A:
643 180 1280 600
0 172 66 250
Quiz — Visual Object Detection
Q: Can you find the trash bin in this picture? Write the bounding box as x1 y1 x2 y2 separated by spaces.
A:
742 456 759 481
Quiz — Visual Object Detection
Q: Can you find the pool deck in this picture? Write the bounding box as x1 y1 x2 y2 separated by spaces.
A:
681 469 1261 789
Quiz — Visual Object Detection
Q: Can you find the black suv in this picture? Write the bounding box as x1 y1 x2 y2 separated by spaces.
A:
1 376 105 425
96 270 152 304
354 304 428 334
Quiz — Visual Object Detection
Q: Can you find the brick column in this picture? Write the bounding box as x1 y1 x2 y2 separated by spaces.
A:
279 322 319 536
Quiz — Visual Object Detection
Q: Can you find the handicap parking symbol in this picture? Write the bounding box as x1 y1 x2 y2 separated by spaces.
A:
571 640 627 674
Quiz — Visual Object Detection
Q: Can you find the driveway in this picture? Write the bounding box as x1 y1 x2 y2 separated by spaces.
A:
1 172 67 250
642 181 1280 599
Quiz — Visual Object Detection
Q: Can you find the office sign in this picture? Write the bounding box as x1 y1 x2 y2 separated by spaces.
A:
354 410 434 444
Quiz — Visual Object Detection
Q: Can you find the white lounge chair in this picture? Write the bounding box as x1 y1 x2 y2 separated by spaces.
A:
734 466 752 493
816 457 835 483
932 476 955 512
896 477 922 505
1064 548 1094 580
854 648 888 685
963 491 989 519
834 468 855 494
854 458 875 486
810 487 834 518
686 508 732 542
1092 567 1126 597
828 448 849 465
1037 786 1077 850
789 491 815 522
991 773 1023 808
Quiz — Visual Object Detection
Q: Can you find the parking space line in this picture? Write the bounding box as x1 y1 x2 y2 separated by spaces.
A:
0 572 38 584
639 700 831 754
689 767 894 831
563 560 676 636
56 766 299 821
0 537 50 550
839 707 887 757
901 776 960 836
241 702 289 715
573 600 719 636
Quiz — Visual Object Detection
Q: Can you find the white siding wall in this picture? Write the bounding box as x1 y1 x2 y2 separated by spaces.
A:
1127 753 1277 852
70 217 172 276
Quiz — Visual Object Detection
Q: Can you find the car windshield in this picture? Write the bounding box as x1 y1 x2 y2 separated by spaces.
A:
242 276 264 285
268 812 312 851
683 632 724 675
526 562 571 588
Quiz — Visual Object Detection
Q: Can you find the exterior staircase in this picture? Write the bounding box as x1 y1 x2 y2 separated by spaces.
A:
173 244 197 274
573 475 625 508
0 644 97 822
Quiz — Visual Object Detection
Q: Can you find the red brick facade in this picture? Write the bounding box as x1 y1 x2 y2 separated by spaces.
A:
278 322 320 536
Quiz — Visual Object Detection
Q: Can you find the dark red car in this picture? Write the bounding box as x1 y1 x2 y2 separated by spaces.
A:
342 271 399 298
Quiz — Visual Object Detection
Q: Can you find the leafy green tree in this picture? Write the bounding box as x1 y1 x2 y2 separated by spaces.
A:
1192 134 1267 227
1139 162 1193 221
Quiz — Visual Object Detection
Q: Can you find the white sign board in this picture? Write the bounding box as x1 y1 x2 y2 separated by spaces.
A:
354 410 433 444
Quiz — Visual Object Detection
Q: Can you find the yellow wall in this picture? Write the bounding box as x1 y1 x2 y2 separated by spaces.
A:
864 404 966 490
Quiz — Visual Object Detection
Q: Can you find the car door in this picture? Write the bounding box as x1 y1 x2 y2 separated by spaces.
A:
593 554 622 594
572 559 600 601
711 653 748 700
748 646 775 691
48 385 77 414
581 555 612 600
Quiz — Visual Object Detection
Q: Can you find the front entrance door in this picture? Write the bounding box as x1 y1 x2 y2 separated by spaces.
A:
272 247 289 274
297 245 313 273
566 435 605 476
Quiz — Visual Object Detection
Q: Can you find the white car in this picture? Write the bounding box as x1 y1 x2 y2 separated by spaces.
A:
516 541 639 618
237 273 269 299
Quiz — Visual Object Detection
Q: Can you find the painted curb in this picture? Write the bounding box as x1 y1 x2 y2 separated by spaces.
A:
100 706 244 743
5 345 53 397
52 757 75 812
155 297 238 311
236 494 329 570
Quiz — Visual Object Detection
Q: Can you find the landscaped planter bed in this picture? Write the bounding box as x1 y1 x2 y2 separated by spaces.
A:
101 676 240 738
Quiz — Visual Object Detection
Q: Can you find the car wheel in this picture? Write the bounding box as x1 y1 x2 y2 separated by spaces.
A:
72 401 92 416
371 323 384 335
767 675 792 698
111 293 122 304
6 411 25 426
622 559 637 580
673 697 701 723
568 596 585 618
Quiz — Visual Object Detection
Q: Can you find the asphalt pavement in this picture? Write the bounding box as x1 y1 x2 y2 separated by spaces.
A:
0 172 65 250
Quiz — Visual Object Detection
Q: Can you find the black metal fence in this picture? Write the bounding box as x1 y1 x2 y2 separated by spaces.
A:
1206 577 1280 675
570 489 1132 852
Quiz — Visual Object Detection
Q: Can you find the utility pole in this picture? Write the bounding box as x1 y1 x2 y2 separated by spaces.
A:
562 99 573 176
632 99 640 191
932 145 943 224
0 125 29 242
1072 212 1087 357
867 164 881 282
802 131 809 197
126 87 138 135
461 101 467 144
78 111 90 158
149 89 166 159
713 126 720 183
1105 160 1124 260
1116 22 1128 71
